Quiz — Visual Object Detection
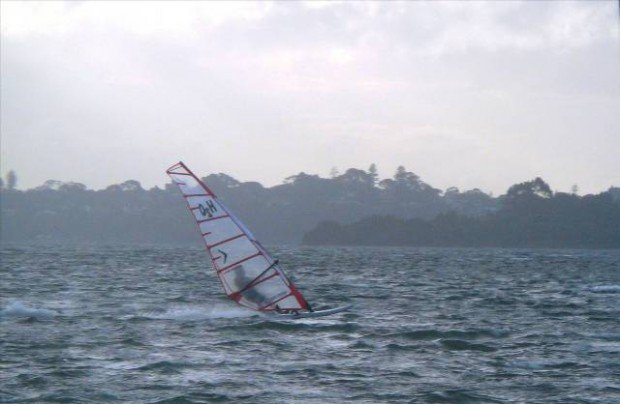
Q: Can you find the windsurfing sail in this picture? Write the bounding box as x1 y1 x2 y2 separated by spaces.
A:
166 162 311 312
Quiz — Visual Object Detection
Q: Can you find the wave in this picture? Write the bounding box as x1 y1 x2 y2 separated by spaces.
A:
0 301 57 320
422 389 505 403
590 285 620 293
507 360 587 370
395 328 509 341
227 320 358 333
439 339 497 352
134 360 195 374
133 304 258 321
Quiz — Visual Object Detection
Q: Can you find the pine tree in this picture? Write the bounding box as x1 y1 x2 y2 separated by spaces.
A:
368 163 378 185
6 170 17 190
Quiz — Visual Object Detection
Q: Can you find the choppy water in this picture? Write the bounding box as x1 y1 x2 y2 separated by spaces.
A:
1 246 619 403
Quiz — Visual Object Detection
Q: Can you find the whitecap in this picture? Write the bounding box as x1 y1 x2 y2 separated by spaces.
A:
590 285 620 293
0 301 57 320
138 304 258 321
507 360 545 370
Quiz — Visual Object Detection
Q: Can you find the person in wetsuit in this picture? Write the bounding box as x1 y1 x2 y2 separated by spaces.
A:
233 265 268 306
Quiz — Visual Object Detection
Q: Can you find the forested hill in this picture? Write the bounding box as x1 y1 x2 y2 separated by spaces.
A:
303 178 620 249
1 165 493 245
1 167 618 247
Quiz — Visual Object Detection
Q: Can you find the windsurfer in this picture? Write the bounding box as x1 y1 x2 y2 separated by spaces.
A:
274 304 299 315
233 265 268 306
167 162 350 319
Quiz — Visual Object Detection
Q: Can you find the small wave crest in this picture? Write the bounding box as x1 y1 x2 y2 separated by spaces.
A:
439 338 497 352
396 328 509 341
134 360 195 374
0 301 57 320
590 285 620 293
135 304 258 321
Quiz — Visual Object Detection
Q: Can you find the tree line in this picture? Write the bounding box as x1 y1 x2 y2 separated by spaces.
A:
1 167 618 248
303 178 620 248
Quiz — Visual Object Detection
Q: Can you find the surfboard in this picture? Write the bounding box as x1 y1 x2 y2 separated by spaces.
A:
265 305 351 319
166 162 349 318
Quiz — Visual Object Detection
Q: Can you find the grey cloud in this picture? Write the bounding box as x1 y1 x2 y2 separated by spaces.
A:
1 1 618 195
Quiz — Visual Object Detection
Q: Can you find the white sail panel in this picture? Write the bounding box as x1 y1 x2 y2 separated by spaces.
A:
198 217 230 237
202 219 242 246
168 173 207 196
186 197 227 222
166 162 309 311
186 195 216 208
210 236 259 267
264 295 300 310
251 278 290 302
232 273 286 308
220 256 267 281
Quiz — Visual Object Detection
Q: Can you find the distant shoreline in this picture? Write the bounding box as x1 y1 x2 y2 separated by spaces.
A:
2 171 619 249
1 241 619 251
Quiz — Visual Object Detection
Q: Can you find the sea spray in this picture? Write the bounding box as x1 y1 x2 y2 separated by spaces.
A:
590 285 620 293
0 301 57 320
141 304 258 321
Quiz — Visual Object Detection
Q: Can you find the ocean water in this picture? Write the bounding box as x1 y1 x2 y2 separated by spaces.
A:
1 245 619 403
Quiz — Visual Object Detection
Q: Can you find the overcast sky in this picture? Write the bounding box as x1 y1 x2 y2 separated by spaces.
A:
1 1 618 194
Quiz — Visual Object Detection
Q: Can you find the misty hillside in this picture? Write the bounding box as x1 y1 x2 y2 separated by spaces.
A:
304 178 620 249
1 166 498 245
1 167 618 247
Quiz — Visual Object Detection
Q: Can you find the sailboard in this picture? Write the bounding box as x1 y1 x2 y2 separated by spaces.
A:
166 161 349 319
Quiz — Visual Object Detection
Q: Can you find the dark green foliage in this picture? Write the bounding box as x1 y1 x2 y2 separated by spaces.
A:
6 170 17 190
0 166 465 245
368 164 378 185
2 168 615 248
303 181 620 248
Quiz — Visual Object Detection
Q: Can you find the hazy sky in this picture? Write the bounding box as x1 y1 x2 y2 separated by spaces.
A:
1 1 619 194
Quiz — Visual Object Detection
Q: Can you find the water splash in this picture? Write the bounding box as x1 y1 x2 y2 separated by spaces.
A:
139 304 258 321
0 301 57 320
590 285 620 293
